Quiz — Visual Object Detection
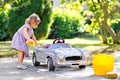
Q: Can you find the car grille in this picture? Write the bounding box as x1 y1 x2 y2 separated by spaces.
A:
66 56 82 61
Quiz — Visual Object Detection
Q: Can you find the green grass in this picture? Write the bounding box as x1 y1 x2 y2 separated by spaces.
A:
0 42 17 57
0 38 120 58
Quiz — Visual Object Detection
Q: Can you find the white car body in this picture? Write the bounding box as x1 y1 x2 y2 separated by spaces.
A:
33 43 86 71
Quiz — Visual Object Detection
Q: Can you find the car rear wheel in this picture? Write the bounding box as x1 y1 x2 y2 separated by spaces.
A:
79 65 86 69
32 53 40 66
47 57 55 71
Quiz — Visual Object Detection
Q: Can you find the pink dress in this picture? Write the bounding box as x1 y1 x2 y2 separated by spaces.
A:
11 24 33 57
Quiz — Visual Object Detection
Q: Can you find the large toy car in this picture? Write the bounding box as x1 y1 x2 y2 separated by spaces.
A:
32 38 87 71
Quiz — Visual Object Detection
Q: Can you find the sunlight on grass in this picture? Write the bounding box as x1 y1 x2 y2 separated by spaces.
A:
0 38 120 58
65 38 101 44
38 38 101 45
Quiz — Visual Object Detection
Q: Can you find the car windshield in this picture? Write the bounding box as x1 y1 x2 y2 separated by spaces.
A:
48 43 72 49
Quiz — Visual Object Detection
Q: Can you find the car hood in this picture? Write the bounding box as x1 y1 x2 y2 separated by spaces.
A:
54 48 84 57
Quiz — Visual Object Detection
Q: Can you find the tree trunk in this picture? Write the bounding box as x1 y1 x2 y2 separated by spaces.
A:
100 26 107 43
117 30 120 43
95 15 107 43
102 5 119 44
97 1 119 44
103 19 119 43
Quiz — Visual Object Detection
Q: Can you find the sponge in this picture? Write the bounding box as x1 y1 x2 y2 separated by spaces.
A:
106 72 118 79
26 41 35 46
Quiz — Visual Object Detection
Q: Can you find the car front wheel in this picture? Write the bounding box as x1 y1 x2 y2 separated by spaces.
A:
32 53 40 66
47 57 55 71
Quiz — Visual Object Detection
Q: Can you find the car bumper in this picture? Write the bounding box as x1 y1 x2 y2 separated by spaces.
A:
55 60 87 66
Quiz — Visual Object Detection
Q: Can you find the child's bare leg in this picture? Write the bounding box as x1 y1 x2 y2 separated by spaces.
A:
18 50 24 64
17 50 27 69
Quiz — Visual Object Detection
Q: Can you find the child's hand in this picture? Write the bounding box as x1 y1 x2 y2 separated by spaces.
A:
36 44 40 48
28 39 34 42
26 39 35 46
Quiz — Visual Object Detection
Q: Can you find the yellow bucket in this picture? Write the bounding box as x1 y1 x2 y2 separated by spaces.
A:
92 53 114 76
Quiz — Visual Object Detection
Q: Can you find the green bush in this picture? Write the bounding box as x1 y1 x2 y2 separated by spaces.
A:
7 0 53 40
111 21 120 33
0 4 10 41
48 8 83 39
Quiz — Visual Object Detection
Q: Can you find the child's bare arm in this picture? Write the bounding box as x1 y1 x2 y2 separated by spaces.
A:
31 34 39 47
23 27 30 40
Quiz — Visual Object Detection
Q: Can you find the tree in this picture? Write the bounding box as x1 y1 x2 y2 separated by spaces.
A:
48 0 84 39
7 0 53 39
0 3 11 40
0 0 15 7
80 0 120 44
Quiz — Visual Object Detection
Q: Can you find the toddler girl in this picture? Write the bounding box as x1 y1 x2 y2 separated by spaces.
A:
11 13 41 69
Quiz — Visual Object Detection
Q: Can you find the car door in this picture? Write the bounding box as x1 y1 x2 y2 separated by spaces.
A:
36 49 47 63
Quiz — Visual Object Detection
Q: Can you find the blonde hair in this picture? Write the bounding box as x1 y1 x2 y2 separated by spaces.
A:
25 13 41 24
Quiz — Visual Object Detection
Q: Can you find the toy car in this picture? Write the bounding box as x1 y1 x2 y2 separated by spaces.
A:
32 38 87 71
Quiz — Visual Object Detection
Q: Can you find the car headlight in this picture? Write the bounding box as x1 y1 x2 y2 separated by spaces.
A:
57 52 65 60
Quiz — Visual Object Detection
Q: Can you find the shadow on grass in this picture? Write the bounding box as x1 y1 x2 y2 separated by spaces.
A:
72 43 106 48
0 50 17 58
72 43 120 55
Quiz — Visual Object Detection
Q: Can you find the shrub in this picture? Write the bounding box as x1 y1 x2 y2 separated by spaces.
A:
7 0 53 40
0 4 10 41
48 8 83 39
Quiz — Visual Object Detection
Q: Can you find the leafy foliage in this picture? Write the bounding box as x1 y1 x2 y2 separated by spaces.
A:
111 21 120 33
7 0 53 40
48 1 84 39
80 0 120 43
48 7 83 39
0 4 11 40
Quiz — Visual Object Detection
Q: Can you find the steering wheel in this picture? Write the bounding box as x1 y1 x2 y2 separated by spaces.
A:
53 38 65 44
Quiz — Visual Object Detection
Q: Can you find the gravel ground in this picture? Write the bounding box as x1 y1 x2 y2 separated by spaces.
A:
0 52 120 80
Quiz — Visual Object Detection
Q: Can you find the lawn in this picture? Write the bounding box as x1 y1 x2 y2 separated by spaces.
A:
0 38 120 58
